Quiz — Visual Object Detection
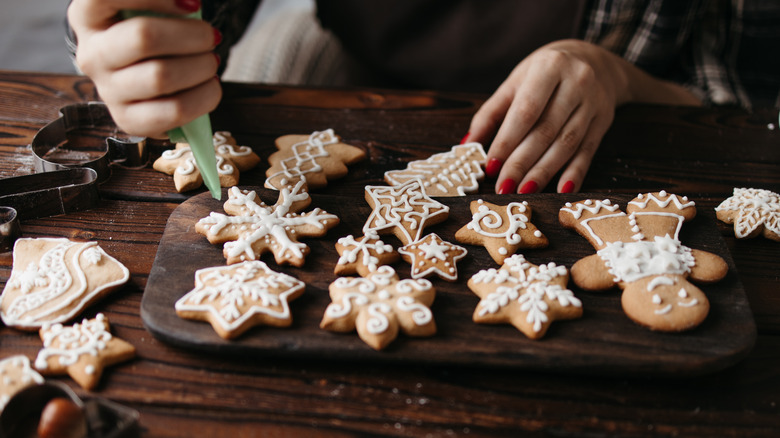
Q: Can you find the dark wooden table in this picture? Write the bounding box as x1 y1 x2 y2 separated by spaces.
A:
1 71 779 437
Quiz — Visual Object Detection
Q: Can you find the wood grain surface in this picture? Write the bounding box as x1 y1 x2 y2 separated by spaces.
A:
1 72 779 437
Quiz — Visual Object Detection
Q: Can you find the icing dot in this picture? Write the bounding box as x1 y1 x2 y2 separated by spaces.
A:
533 230 542 238
498 247 507 255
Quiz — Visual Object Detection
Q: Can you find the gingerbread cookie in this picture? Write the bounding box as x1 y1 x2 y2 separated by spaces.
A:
559 191 729 332
265 129 366 190
363 180 450 246
34 314 135 390
455 199 548 264
715 187 780 241
334 232 399 277
398 233 467 281
196 181 340 266
320 266 436 350
175 261 305 339
384 142 487 196
468 254 582 339
1 237 130 331
0 355 45 412
153 131 261 193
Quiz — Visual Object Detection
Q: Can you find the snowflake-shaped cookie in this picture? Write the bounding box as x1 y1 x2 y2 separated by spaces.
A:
384 142 487 196
320 266 436 350
715 187 780 241
196 181 339 266
398 233 467 281
363 180 450 246
0 355 44 411
153 131 260 193
265 129 366 190
34 313 135 390
175 261 305 339
334 232 399 277
455 199 548 264
468 254 582 339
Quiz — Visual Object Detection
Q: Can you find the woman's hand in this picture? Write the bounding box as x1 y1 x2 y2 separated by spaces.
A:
67 0 222 138
467 39 700 194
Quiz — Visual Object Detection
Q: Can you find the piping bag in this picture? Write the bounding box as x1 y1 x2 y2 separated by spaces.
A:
122 9 222 199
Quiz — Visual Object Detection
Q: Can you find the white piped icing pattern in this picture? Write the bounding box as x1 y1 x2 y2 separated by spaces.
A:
384 142 487 196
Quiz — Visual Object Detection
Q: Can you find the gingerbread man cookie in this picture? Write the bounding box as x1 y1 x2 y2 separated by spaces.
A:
196 181 340 266
559 191 729 332
265 129 366 191
334 232 399 277
384 142 487 196
153 131 261 193
363 180 450 246
0 355 45 412
320 266 436 350
715 187 780 241
175 261 306 339
1 237 130 331
34 313 135 390
398 233 468 281
455 199 548 264
468 254 582 339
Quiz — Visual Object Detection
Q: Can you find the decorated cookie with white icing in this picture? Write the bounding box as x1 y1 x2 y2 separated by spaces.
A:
1 237 130 331
153 131 261 193
363 180 450 246
384 142 487 196
0 355 44 412
264 129 366 191
334 232 399 277
196 181 339 266
320 265 436 350
715 187 780 241
175 261 305 339
454 199 548 264
559 191 729 332
468 254 582 339
34 313 135 390
398 233 467 282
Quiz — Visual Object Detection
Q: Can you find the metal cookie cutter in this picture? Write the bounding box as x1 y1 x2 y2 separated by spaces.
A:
0 381 140 438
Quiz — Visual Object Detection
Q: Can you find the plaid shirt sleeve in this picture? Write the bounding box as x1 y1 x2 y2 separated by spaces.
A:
583 0 780 109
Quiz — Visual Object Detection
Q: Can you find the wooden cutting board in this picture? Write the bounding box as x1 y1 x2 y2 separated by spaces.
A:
141 189 756 376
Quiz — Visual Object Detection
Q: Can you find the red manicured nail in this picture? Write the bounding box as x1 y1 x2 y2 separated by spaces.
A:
460 132 470 144
175 0 201 13
519 180 539 194
213 28 223 46
485 158 502 178
560 180 575 194
498 178 517 195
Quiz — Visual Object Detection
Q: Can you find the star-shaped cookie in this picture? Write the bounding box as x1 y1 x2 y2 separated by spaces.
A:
0 355 44 411
334 233 399 277
196 181 340 266
320 266 436 350
175 261 305 339
468 254 582 339
34 313 135 390
715 187 780 241
455 199 548 264
363 180 450 246
398 233 467 281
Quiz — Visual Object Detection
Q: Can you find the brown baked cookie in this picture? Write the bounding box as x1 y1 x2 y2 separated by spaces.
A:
320 266 436 350
455 199 548 264
468 254 582 339
384 142 487 196
34 313 135 390
1 237 130 331
715 187 780 241
196 181 340 266
265 129 366 190
398 233 468 281
175 261 306 339
559 191 728 332
0 355 44 412
363 180 450 246
153 131 261 193
334 233 399 277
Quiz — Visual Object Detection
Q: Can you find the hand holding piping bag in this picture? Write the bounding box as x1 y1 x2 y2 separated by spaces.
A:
122 8 221 199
